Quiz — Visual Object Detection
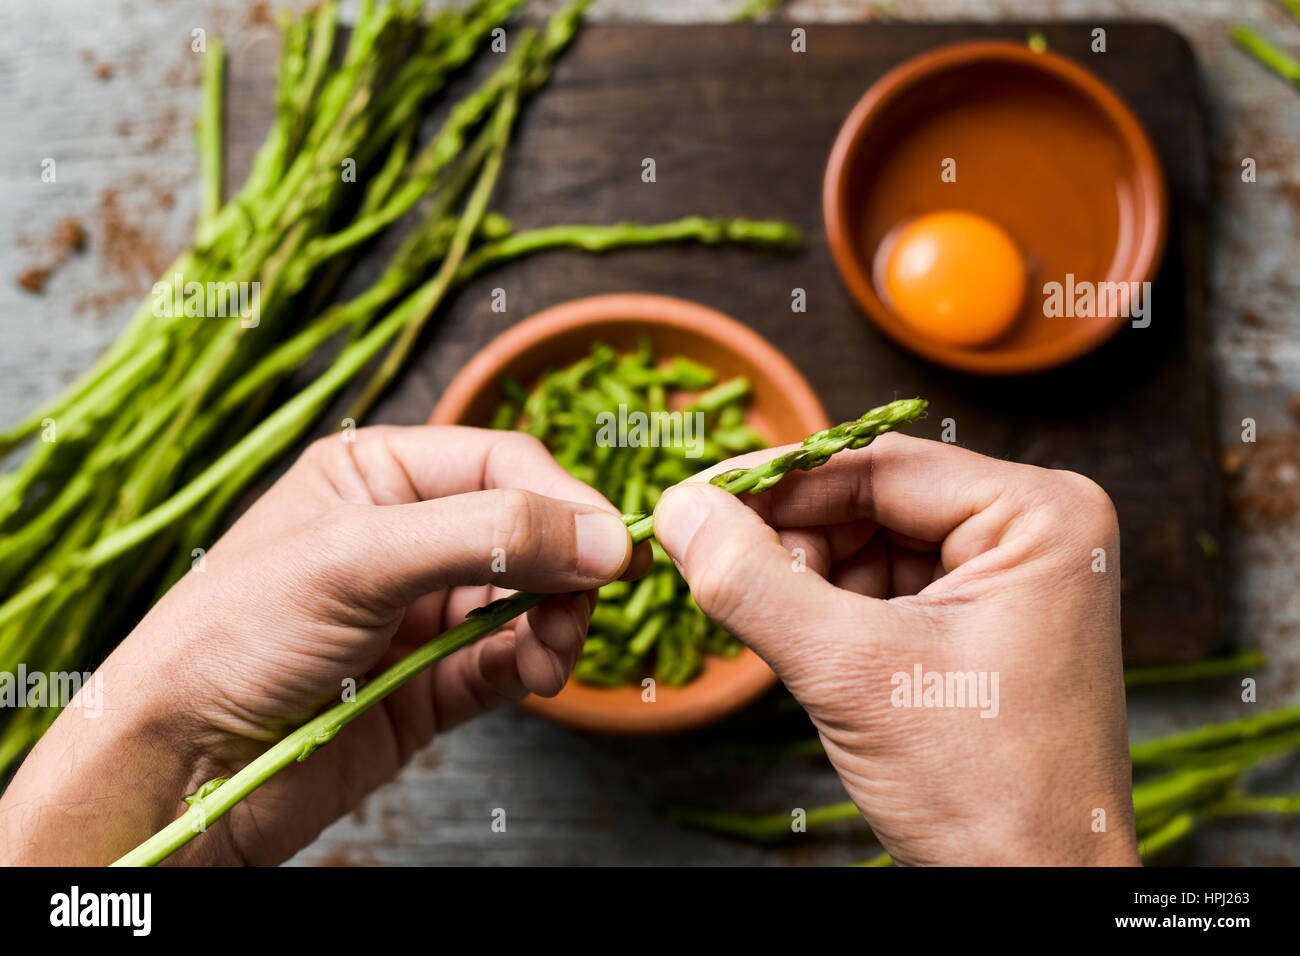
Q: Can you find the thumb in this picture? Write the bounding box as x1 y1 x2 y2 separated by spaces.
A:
653 483 861 674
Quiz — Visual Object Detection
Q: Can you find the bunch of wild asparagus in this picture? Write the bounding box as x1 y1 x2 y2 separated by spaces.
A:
0 0 799 775
491 341 768 686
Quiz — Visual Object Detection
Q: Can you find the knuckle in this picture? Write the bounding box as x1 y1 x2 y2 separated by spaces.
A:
506 430 548 456
347 423 395 453
492 430 549 468
868 429 906 454
289 504 395 620
297 504 366 577
1056 470 1118 534
492 488 549 570
297 434 338 468
688 535 756 623
266 512 354 606
297 425 390 469
297 429 366 482
480 431 553 489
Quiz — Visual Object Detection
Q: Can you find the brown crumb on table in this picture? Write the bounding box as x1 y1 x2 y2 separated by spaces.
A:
54 218 87 255
81 50 115 81
75 289 134 317
246 1 273 27
74 185 180 317
16 265 51 293
13 217 88 293
144 105 179 151
95 188 168 280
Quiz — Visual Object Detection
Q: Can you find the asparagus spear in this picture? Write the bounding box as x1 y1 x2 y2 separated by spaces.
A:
344 40 531 422
1122 649 1265 688
1129 705 1300 767
113 399 927 866
666 801 864 843
1231 23 1300 86
197 39 224 232
455 216 799 278
710 398 929 495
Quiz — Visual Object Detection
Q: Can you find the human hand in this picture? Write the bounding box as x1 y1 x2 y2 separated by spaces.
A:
653 432 1137 866
0 426 640 866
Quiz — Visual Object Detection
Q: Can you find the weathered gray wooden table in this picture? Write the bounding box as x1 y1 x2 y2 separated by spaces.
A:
2 0 1298 865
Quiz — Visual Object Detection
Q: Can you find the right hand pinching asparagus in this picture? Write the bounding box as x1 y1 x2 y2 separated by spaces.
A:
653 432 1138 866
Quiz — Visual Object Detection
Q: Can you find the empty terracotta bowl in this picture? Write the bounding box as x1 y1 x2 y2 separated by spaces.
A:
824 40 1167 375
429 293 830 734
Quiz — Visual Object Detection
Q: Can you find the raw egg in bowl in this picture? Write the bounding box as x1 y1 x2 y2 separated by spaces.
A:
824 40 1166 375
873 209 1027 348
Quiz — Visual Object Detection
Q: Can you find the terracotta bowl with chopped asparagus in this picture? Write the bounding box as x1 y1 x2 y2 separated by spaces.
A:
431 293 831 733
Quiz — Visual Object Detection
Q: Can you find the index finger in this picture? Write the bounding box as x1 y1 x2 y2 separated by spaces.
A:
302 424 619 513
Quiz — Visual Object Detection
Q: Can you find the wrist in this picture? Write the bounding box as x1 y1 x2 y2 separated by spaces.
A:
959 815 1142 867
0 645 235 865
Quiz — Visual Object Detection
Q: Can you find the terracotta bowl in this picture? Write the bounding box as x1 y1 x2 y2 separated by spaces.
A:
824 40 1167 375
429 293 830 734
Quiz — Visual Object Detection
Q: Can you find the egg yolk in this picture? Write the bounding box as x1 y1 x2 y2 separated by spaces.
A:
877 211 1026 347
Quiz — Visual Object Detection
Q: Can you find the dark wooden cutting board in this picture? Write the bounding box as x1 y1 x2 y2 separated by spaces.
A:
227 21 1222 665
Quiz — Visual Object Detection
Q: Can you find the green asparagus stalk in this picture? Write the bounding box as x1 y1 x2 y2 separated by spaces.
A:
1231 23 1300 86
712 398 928 494
455 216 800 278
666 801 863 843
1134 788 1300 859
1200 791 1300 818
112 399 928 866
1137 726 1300 772
1129 705 1300 767
197 39 224 232
345 44 530 421
1132 764 1242 825
1136 813 1195 859
1123 649 1265 688
1127 785 1300 861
